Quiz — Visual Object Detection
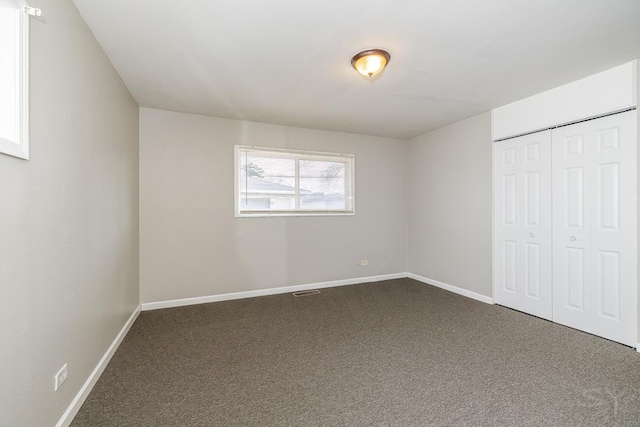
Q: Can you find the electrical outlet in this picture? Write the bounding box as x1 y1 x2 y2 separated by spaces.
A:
55 364 68 391
360 260 369 266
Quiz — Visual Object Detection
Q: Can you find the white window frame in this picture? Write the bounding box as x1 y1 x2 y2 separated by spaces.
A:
0 0 30 160
234 145 356 217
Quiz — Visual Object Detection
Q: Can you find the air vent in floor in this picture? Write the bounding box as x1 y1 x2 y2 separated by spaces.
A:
292 289 321 297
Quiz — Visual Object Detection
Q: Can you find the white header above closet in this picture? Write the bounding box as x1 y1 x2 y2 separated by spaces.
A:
491 61 637 141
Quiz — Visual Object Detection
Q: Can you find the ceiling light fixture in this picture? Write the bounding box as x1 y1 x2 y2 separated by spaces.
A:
351 48 391 78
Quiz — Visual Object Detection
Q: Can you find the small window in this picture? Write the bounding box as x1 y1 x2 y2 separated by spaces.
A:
0 0 29 159
235 146 355 217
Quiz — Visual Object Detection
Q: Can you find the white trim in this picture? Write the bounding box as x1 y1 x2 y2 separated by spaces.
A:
407 273 494 305
55 305 141 427
0 0 29 160
236 211 356 218
141 273 497 311
141 273 407 311
491 131 496 310
491 61 637 141
637 344 640 353
19 0 28 158
233 145 356 217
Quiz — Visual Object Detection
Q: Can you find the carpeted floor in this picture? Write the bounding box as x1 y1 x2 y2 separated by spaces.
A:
72 278 640 426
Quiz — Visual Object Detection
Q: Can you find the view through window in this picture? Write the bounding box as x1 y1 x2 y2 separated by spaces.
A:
235 146 355 216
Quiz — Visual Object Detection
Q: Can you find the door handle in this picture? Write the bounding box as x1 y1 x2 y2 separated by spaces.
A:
570 236 576 242
529 232 535 238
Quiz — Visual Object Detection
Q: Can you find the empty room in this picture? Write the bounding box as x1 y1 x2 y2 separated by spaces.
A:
3 0 640 426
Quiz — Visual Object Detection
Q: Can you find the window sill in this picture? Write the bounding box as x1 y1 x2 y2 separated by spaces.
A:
235 211 355 218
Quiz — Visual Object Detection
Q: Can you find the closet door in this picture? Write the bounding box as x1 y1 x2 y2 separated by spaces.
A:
552 110 637 346
494 131 553 320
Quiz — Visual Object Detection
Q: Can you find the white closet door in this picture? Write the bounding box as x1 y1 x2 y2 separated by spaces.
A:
494 131 553 320
552 110 637 346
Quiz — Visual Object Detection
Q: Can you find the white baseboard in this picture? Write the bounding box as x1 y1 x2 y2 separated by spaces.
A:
56 305 141 427
407 273 494 305
141 272 497 311
141 273 408 311
637 344 640 353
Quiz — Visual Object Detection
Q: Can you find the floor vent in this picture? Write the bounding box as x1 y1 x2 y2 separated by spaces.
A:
292 289 321 297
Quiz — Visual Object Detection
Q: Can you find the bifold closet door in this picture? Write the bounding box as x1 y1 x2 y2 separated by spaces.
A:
552 110 637 346
494 131 553 320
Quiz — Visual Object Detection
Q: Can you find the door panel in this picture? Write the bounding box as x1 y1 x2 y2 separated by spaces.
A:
503 174 517 225
503 241 517 293
596 250 620 320
525 243 541 298
596 163 619 230
565 167 584 229
525 172 540 226
552 110 637 346
566 247 585 311
494 130 553 320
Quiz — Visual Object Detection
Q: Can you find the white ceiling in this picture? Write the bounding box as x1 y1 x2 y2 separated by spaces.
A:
72 0 640 139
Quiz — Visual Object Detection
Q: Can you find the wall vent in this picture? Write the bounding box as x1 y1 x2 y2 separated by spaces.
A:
292 289 321 297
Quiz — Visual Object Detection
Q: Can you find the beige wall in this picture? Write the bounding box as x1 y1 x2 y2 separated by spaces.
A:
0 1 140 426
407 113 493 298
139 108 407 303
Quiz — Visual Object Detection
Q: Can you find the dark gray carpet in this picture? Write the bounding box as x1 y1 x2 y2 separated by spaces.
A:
72 278 640 426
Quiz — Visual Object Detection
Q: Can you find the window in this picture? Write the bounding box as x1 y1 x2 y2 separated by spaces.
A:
0 0 29 159
235 146 355 217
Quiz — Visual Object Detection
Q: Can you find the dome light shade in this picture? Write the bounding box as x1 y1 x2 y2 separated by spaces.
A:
351 49 391 78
